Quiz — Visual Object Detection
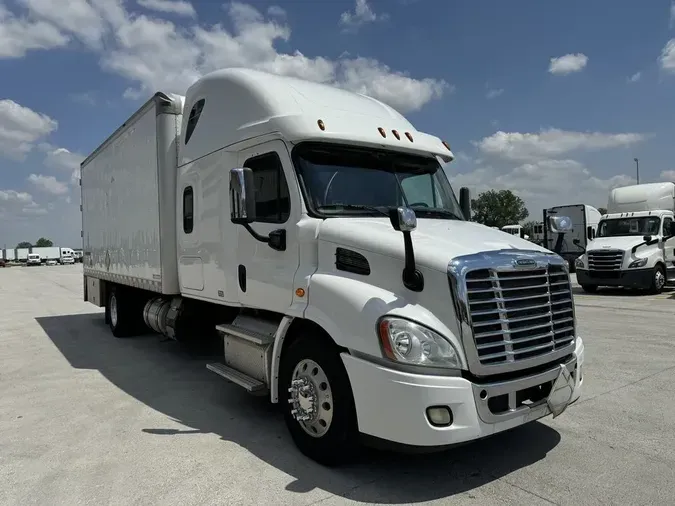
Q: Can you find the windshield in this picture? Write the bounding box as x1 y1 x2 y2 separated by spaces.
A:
597 216 661 237
292 142 465 220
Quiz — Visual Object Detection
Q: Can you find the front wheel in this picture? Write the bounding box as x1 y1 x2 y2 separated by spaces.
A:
649 265 666 295
280 334 359 466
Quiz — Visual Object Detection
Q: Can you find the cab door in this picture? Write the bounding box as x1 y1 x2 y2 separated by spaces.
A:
662 215 675 281
235 140 301 313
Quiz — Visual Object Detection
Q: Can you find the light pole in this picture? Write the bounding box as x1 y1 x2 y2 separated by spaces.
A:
634 157 639 184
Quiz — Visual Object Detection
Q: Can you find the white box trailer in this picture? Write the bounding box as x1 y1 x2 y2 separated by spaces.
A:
3 249 16 261
81 68 584 465
543 204 602 271
31 246 61 262
17 248 29 262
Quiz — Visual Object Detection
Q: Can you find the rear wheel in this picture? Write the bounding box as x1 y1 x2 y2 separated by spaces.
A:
107 286 145 338
280 333 359 466
649 265 666 294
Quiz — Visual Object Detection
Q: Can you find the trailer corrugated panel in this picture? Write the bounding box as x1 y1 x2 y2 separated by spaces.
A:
81 92 184 294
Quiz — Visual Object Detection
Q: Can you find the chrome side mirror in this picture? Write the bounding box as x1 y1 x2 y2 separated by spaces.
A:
549 215 572 233
229 168 256 224
390 207 417 232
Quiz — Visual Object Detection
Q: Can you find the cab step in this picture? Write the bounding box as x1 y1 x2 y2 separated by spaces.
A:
206 363 267 394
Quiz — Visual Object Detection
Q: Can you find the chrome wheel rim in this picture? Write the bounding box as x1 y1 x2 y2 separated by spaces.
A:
655 269 666 290
288 359 334 438
110 295 118 328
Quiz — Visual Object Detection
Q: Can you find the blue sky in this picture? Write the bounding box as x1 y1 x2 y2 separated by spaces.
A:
1 0 674 247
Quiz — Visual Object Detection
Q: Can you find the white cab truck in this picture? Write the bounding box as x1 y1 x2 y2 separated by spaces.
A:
60 248 75 264
501 224 530 240
26 253 41 266
575 182 675 293
81 68 584 465
543 204 602 272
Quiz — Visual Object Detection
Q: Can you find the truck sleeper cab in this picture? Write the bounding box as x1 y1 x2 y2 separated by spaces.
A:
81 68 584 466
575 183 675 294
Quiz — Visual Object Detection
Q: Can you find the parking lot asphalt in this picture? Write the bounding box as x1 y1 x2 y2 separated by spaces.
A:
1 265 674 506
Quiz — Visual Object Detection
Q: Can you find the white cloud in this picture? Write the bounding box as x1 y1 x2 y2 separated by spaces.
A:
476 128 645 162
27 173 69 195
137 0 196 18
0 3 69 58
548 53 588 75
267 6 286 17
627 71 641 83
0 188 47 219
339 0 388 32
39 144 84 185
0 99 58 160
448 159 636 218
4 1 448 113
661 170 675 181
659 39 675 73
486 88 504 99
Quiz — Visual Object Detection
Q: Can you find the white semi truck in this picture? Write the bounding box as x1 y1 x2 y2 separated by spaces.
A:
575 182 675 293
81 68 584 465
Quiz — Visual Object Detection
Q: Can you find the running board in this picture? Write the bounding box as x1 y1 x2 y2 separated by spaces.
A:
206 363 267 394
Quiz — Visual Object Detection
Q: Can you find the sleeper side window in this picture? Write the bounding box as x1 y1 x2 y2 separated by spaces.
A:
184 99 205 145
183 186 194 233
243 152 290 223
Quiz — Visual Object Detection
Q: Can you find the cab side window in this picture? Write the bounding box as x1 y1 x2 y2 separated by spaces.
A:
243 152 290 223
664 217 673 236
184 99 205 145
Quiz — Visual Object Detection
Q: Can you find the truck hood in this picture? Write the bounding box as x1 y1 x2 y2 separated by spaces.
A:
586 236 645 252
318 218 550 273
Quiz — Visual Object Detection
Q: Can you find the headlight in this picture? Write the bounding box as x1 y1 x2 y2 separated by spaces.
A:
628 257 648 268
574 257 584 268
377 317 461 368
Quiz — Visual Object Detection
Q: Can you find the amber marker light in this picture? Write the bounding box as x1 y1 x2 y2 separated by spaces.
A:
317 119 325 131
295 288 306 298
378 127 386 138
392 129 400 140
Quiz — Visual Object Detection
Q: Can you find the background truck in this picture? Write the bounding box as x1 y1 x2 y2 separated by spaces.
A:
81 67 584 466
26 253 41 266
60 248 75 264
574 182 675 293
17 248 29 263
543 204 602 272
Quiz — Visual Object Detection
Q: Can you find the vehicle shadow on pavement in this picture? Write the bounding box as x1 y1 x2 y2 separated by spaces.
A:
36 313 561 504
572 286 674 297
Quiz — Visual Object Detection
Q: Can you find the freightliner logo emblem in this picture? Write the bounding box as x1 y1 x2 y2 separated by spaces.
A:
513 258 537 268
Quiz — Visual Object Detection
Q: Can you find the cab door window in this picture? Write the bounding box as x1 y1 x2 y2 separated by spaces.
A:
243 152 290 223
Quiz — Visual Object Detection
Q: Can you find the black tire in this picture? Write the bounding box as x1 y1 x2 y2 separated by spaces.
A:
648 265 666 295
107 286 145 338
280 333 359 466
581 285 597 293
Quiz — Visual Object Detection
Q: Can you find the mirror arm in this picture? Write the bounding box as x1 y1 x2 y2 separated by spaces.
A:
402 232 424 292
243 223 270 243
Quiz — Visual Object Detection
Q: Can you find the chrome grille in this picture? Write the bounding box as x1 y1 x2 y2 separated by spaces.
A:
464 264 575 366
587 250 623 271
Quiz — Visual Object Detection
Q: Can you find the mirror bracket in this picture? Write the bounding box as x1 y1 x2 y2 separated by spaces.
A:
389 207 424 292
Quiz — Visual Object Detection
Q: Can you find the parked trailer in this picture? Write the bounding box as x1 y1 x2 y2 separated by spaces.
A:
575 182 675 293
31 246 61 263
543 204 601 272
81 68 584 466
16 248 29 262
2 249 17 261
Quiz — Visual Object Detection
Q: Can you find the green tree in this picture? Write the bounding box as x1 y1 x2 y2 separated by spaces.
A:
16 241 32 249
35 238 53 247
598 207 607 215
471 189 529 228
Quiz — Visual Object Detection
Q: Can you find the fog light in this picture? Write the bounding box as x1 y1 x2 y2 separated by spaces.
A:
426 406 453 427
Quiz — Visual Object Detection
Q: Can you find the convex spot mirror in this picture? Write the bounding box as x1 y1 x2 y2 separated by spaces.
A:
549 215 572 233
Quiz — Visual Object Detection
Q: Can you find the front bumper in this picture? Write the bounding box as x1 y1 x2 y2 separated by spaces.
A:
577 268 651 289
342 337 584 449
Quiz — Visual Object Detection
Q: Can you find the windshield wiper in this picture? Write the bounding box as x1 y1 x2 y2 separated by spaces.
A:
410 207 462 220
317 204 391 217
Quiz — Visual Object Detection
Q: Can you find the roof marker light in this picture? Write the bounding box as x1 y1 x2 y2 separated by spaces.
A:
378 127 386 138
317 119 325 131
405 132 413 142
442 140 451 151
392 130 400 140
